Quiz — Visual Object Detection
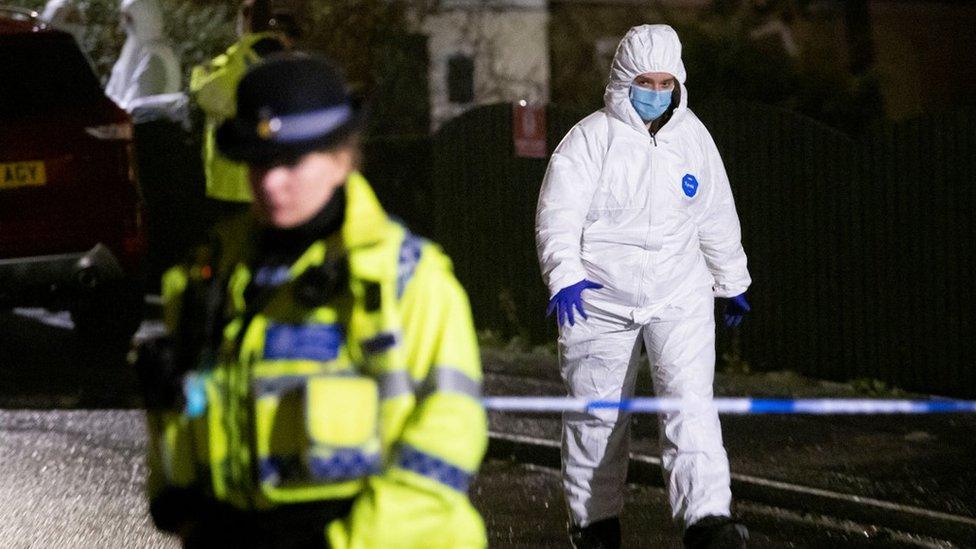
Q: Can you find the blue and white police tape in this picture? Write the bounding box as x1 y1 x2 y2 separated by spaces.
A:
482 397 976 415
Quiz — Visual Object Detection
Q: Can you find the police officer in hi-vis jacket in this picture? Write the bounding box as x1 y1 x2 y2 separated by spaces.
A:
140 52 488 548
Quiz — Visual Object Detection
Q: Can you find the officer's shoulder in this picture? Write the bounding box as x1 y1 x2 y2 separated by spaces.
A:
394 227 459 287
397 227 464 300
410 247 467 304
401 227 451 272
384 221 431 264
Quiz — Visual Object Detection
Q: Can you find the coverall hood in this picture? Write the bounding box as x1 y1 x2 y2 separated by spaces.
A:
106 0 179 111
40 0 85 42
605 24 689 132
121 0 164 42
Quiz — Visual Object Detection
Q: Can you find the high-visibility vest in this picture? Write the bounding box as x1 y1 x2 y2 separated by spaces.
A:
190 32 279 203
148 173 487 546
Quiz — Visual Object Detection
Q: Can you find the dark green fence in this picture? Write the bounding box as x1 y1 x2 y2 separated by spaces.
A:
427 102 976 398
362 136 433 236
859 112 976 396
133 102 975 397
695 101 867 386
429 104 587 346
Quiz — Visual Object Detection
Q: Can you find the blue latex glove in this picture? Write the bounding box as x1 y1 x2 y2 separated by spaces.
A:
546 279 604 326
723 293 751 328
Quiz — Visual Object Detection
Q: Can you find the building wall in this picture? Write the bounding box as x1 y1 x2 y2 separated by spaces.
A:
422 0 549 130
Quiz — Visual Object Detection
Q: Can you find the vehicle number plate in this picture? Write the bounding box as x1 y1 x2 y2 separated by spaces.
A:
0 161 46 189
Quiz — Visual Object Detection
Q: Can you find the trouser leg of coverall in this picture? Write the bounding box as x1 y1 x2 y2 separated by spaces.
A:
645 293 732 528
559 307 643 527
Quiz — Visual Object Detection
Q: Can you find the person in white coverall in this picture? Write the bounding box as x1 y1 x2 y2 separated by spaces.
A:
40 0 86 44
105 0 180 112
535 24 752 549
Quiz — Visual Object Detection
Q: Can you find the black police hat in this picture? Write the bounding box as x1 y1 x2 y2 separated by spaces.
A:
216 52 364 164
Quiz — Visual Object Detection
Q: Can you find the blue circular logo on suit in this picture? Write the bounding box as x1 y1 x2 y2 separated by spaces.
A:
682 174 699 197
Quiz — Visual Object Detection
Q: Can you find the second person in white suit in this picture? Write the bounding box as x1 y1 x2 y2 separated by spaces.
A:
105 0 180 112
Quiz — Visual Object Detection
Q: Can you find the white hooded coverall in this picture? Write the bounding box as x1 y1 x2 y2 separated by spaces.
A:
535 24 751 529
40 0 85 44
105 0 180 112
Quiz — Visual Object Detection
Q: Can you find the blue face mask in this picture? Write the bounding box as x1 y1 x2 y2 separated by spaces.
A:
629 84 672 122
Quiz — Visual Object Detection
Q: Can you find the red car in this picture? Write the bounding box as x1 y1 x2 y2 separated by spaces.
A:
0 6 146 341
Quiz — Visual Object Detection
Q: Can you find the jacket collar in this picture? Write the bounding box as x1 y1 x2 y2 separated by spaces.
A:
341 171 392 250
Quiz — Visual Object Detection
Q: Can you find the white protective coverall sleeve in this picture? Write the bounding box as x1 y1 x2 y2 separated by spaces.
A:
697 131 751 297
105 0 180 112
535 119 606 298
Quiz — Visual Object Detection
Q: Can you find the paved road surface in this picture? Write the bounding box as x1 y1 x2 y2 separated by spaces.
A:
0 409 951 548
0 311 964 547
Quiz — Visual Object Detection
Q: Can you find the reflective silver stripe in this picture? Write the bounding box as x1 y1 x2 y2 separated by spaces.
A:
417 366 482 401
253 376 306 397
253 372 357 397
268 104 353 143
361 332 399 355
379 370 415 400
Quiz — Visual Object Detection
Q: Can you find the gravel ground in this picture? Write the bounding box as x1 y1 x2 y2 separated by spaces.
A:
0 410 177 549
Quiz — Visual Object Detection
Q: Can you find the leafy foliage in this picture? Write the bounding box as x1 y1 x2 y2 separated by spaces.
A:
301 0 430 135
549 2 885 135
10 0 429 134
9 0 237 86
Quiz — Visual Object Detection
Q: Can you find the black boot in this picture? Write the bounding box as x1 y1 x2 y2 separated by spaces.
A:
683 515 749 549
568 516 621 549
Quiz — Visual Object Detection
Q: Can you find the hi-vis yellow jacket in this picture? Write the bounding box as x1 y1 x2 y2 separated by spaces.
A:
149 173 488 547
190 32 278 203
